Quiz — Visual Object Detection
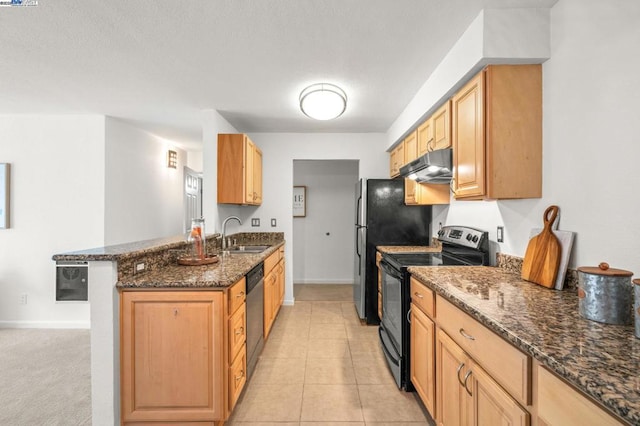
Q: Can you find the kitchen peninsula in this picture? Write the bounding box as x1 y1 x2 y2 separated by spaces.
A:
52 232 284 425
409 266 639 425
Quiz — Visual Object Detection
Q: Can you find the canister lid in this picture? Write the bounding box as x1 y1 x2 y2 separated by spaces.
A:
577 262 633 277
633 279 640 285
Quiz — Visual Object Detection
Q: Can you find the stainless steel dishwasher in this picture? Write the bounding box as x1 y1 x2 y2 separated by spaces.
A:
245 262 264 379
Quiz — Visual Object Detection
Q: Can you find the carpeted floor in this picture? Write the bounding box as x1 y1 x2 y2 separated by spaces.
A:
0 285 351 425
0 328 91 426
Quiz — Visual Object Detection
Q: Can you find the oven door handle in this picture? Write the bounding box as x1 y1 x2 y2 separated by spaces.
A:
378 327 400 366
380 260 403 280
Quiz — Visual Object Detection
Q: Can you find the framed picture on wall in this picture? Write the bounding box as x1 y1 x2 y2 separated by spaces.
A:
0 163 10 229
293 186 306 217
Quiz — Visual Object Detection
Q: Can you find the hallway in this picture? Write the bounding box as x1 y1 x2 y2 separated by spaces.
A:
227 285 431 424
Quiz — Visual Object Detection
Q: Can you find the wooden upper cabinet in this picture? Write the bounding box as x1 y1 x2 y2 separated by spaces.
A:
252 144 263 204
452 71 485 199
389 142 406 178
452 65 542 200
218 134 263 205
404 179 450 205
418 117 433 157
417 100 451 156
404 130 419 164
432 100 452 151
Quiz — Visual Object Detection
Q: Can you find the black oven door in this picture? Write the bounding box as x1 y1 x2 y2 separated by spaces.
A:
379 259 403 351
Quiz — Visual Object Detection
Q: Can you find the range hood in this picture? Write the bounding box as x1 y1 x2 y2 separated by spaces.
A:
399 148 453 184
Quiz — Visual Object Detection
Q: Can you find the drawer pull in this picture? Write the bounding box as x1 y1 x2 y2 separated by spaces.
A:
463 370 473 396
459 328 475 340
413 292 424 299
456 362 466 386
235 327 244 335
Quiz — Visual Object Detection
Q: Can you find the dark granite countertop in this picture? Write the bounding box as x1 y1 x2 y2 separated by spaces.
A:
408 266 639 425
52 234 209 262
117 243 284 289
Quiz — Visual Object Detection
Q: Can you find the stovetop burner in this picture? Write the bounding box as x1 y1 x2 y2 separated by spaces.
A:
383 226 490 269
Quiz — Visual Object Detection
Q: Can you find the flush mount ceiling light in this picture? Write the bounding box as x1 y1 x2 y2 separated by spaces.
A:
299 83 347 120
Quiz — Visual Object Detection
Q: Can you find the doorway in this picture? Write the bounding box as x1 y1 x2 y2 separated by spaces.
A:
292 160 359 285
183 166 203 232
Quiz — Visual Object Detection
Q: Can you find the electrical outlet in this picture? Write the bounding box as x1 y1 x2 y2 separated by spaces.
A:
497 226 504 243
271 218 276 227
20 293 27 305
251 218 260 227
135 262 145 273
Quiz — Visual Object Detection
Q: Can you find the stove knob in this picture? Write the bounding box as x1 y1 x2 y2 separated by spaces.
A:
466 234 473 241
472 235 479 243
438 229 444 237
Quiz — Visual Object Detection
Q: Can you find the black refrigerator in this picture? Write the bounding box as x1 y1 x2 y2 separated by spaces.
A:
353 179 432 324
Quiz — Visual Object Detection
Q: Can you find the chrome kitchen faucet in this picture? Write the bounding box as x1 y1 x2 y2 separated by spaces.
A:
221 215 242 251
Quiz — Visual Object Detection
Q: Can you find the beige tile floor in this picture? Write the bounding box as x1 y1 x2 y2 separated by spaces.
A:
227 285 432 425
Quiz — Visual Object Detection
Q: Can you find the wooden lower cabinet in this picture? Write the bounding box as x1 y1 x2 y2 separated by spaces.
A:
276 259 285 309
436 329 529 426
263 246 286 340
120 277 247 425
537 366 623 426
411 303 436 417
264 269 278 338
120 291 226 424
376 251 383 320
437 329 470 426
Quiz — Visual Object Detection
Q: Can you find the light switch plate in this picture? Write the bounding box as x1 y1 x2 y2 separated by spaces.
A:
271 218 276 227
251 218 260 227
497 226 504 243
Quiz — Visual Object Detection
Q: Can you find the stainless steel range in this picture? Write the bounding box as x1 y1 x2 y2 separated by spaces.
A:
378 225 490 390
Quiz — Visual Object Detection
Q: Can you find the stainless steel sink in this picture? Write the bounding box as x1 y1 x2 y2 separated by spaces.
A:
226 245 270 253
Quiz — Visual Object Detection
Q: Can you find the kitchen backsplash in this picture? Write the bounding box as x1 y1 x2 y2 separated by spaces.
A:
496 252 578 291
116 232 285 281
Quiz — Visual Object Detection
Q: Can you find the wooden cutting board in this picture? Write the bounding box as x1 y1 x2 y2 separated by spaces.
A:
529 228 574 290
521 205 562 288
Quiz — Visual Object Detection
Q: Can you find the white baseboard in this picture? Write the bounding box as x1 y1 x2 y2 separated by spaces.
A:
0 320 90 329
294 280 354 285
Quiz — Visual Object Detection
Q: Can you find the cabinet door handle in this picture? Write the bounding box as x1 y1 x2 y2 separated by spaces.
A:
413 292 424 299
235 327 244 335
235 370 245 382
407 307 412 324
463 370 473 396
459 328 475 340
456 362 466 386
237 291 245 298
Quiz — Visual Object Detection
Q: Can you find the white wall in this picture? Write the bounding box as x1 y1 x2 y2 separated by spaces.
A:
293 160 359 284
0 115 105 328
402 1 640 274
387 8 551 147
223 133 388 303
186 150 203 172
104 118 186 245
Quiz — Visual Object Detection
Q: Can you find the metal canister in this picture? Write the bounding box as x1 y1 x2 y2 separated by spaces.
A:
577 262 633 325
634 279 640 338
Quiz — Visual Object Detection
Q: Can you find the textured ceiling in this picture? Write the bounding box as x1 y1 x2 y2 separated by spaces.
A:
0 0 557 149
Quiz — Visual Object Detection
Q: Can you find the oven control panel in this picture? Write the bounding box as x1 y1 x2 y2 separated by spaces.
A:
437 225 488 250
